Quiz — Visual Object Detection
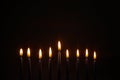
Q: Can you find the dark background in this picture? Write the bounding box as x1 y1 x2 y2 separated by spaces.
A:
2 0 114 80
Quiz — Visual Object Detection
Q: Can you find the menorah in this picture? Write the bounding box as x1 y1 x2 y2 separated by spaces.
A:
18 41 97 80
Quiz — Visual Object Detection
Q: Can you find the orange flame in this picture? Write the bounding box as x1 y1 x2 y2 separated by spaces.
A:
58 41 61 50
49 47 52 58
27 48 30 57
85 48 88 58
66 49 69 59
93 51 96 60
76 49 80 58
39 49 42 59
20 48 23 57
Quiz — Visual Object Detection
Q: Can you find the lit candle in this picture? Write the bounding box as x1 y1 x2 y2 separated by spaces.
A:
58 41 61 64
49 47 52 80
57 41 61 80
66 49 69 80
38 49 42 80
85 48 89 80
27 48 32 80
93 51 97 80
19 48 23 80
76 49 80 80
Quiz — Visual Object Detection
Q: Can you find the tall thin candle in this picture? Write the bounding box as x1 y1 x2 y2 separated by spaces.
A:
76 49 80 80
19 48 24 80
58 41 61 80
38 49 42 80
27 48 32 80
49 47 52 80
93 51 96 80
85 48 89 80
66 49 69 80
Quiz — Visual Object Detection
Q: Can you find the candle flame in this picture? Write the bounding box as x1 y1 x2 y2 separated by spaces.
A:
66 49 69 59
39 49 42 59
76 49 80 58
58 41 61 50
27 48 30 57
93 51 96 60
20 48 23 56
49 47 52 58
85 48 88 58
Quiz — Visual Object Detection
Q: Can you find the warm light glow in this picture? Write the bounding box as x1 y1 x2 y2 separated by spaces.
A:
20 48 23 56
27 48 30 57
49 47 52 58
85 48 88 58
66 49 69 59
76 49 80 58
58 41 61 50
93 51 96 60
39 49 42 59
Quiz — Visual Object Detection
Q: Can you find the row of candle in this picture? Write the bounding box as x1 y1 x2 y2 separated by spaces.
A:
18 41 97 80
19 48 96 59
19 48 96 61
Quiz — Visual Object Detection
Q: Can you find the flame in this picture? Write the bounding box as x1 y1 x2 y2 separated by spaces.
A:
58 41 61 50
93 51 96 60
27 48 30 57
19 48 23 56
85 48 88 58
49 47 52 58
76 49 80 58
39 49 42 59
66 49 69 58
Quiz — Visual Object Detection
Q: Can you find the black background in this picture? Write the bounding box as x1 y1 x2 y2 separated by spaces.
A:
2 0 114 80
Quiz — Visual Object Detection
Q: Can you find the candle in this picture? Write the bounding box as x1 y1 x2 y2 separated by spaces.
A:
38 49 42 80
57 41 61 80
49 47 52 80
93 51 96 80
27 48 32 80
85 48 89 80
66 49 69 80
19 48 24 80
76 49 80 80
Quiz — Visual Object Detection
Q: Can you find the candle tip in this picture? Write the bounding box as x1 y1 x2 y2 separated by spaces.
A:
85 48 88 58
49 47 52 58
93 51 96 60
66 49 69 59
76 49 80 58
58 41 61 50
39 49 42 59
27 48 30 57
20 48 23 56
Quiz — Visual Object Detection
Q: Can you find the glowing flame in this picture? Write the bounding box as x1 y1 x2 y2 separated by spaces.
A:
93 51 96 60
39 49 42 59
58 41 61 50
49 47 52 58
27 48 30 57
85 48 88 58
76 49 80 58
19 48 23 56
66 49 69 59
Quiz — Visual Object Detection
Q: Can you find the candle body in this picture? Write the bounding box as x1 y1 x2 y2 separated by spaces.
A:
28 58 32 80
93 60 96 80
49 58 52 80
19 57 23 80
66 58 69 80
85 58 89 80
38 59 42 80
76 58 79 80
58 51 61 80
